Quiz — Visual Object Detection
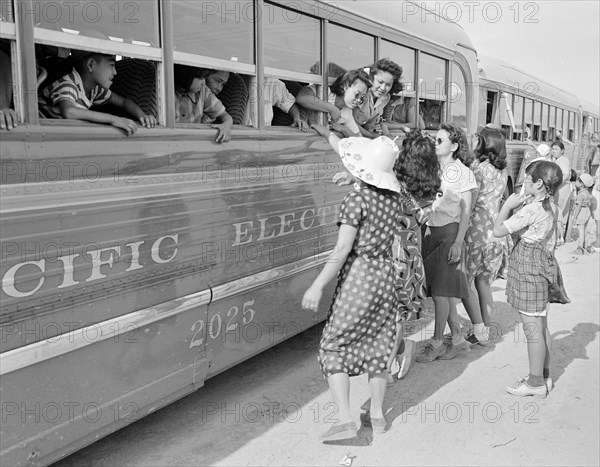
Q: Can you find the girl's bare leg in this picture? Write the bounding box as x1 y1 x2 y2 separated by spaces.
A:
326 373 353 424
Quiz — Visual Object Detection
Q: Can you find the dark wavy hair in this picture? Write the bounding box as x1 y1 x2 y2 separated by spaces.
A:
439 123 473 166
394 130 441 201
474 127 507 170
367 58 404 94
174 64 209 93
330 69 372 96
526 160 563 213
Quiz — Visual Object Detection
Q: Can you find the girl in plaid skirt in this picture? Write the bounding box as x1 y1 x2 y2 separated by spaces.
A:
494 160 563 398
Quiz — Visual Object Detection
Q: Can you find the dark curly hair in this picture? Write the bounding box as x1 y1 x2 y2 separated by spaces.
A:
474 127 507 170
367 58 404 95
394 130 441 201
330 69 372 96
439 123 473 166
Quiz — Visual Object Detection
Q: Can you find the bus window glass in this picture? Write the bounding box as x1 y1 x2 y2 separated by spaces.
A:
568 111 575 141
34 0 159 47
379 40 415 94
561 109 568 136
328 23 374 79
523 98 533 137
0 39 15 116
499 92 513 139
264 4 319 74
450 62 467 131
533 101 541 140
419 53 446 130
1 0 14 21
542 104 549 130
173 0 253 65
512 94 523 140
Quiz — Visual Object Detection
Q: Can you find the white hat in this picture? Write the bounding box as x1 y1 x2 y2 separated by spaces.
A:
338 136 401 193
537 143 550 157
579 173 594 188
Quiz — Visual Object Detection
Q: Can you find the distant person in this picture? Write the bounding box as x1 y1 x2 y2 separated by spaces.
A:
353 58 403 138
515 143 551 196
245 76 308 131
39 49 156 135
591 166 600 250
174 64 233 143
571 173 595 254
296 69 371 137
549 141 571 243
494 160 564 398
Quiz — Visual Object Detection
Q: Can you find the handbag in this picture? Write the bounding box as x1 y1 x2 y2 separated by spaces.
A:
546 209 571 304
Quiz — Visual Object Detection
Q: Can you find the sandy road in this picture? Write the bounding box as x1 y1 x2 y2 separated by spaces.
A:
53 240 599 467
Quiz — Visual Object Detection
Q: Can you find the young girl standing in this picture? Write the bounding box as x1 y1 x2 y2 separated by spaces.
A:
302 126 403 440
571 172 595 254
417 123 477 363
462 128 509 345
494 160 563 398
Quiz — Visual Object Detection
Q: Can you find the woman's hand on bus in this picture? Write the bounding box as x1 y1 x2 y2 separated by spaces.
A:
111 117 139 136
138 114 157 128
0 108 18 130
302 284 322 312
332 171 355 186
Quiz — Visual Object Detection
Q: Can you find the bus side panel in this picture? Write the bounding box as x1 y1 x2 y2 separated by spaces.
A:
0 302 209 467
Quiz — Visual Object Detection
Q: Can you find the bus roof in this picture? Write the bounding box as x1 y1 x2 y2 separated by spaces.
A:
321 0 475 54
478 55 580 109
580 98 600 117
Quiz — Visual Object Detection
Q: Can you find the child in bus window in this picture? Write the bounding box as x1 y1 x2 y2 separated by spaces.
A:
245 77 308 131
39 50 156 136
174 64 233 144
0 47 18 131
388 96 425 131
296 69 371 138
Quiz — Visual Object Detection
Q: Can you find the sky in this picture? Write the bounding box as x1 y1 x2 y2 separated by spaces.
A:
419 0 600 108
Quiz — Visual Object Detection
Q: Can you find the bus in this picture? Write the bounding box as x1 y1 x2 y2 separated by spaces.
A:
579 98 600 173
0 1 478 465
476 54 589 195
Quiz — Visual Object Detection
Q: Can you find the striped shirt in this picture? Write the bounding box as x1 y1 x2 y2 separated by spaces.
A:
175 80 226 124
39 69 111 118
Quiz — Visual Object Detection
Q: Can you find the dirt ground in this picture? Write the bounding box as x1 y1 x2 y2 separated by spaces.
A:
55 236 600 467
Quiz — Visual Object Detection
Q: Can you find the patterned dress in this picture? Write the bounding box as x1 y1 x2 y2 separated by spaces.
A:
319 184 401 377
465 160 509 283
393 185 431 321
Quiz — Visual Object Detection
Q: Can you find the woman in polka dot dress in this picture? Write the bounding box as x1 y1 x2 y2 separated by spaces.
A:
303 124 403 441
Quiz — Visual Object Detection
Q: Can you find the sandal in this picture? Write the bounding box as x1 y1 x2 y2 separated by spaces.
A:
319 421 358 441
360 412 387 434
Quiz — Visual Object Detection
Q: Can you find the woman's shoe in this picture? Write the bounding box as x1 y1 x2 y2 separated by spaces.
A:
360 412 387 434
319 422 358 441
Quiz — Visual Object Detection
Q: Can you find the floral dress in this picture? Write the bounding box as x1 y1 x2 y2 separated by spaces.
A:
319 184 401 377
465 160 509 283
392 184 432 321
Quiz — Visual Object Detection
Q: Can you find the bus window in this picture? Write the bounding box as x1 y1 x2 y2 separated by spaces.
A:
34 0 159 47
419 53 446 130
499 92 513 140
533 101 541 141
524 98 533 140
542 103 549 141
1 0 14 21
485 91 496 125
512 94 523 140
264 4 320 75
549 106 556 140
568 110 575 141
173 0 253 65
328 23 374 80
450 62 467 131
0 39 17 129
380 40 415 94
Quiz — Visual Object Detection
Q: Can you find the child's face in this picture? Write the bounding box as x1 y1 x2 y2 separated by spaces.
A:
205 71 230 95
550 145 563 159
575 179 583 189
90 55 117 89
343 80 367 109
523 173 542 196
